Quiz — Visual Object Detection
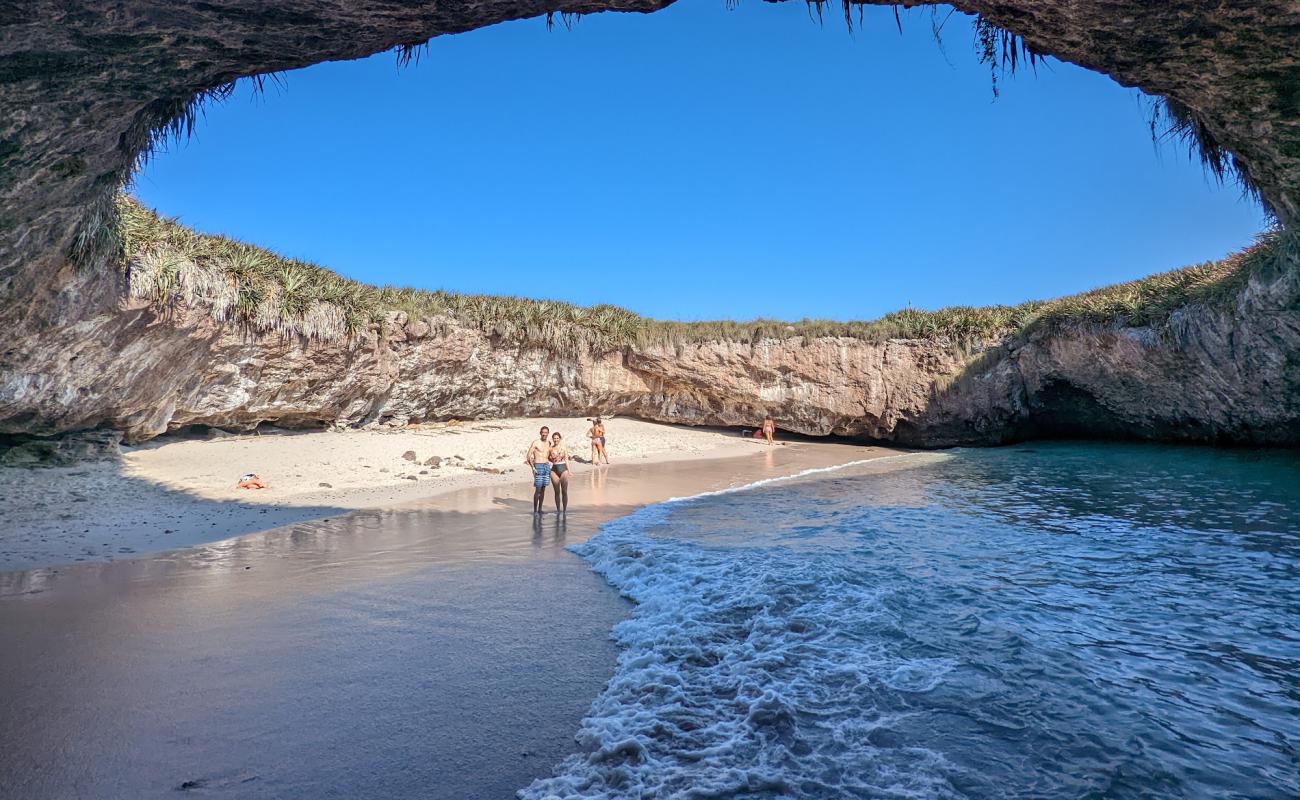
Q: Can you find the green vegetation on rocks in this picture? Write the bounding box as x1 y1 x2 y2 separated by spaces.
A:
118 195 1292 356
1025 230 1295 334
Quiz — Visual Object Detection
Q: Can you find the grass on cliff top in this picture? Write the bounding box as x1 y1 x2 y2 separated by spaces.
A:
1024 233 1292 334
118 195 1292 356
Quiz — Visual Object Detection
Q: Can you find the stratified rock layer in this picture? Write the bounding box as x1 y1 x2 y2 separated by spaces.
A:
4 249 1296 446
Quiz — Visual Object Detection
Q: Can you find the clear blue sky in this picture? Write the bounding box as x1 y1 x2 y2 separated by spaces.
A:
133 1 1269 322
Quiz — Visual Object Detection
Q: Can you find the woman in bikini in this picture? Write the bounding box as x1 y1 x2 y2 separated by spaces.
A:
587 418 609 465
549 432 570 514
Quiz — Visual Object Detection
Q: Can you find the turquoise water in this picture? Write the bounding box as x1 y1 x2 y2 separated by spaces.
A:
521 443 1300 799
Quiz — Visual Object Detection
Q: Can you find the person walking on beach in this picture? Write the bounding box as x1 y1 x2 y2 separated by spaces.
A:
548 432 571 514
762 415 776 446
526 425 552 514
587 417 609 464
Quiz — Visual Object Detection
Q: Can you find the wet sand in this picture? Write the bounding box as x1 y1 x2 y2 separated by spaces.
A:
0 441 901 800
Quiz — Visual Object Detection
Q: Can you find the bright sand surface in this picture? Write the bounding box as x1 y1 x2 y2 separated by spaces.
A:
0 435 906 799
0 417 771 572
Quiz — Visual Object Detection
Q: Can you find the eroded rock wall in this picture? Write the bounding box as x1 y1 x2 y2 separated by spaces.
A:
2 1 1298 450
4 251 1296 447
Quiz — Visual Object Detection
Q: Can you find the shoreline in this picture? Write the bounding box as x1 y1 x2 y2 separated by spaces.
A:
0 435 905 597
0 416 814 573
0 438 908 798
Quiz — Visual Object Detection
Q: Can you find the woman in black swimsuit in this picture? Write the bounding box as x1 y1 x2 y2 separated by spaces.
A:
549 432 570 514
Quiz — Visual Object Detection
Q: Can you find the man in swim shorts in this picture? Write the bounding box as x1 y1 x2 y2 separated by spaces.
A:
526 425 552 514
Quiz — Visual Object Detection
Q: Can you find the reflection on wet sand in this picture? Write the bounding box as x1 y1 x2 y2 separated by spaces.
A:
532 509 569 548
0 442 896 800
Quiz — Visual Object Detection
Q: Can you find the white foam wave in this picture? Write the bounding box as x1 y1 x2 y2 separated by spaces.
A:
518 457 961 799
658 452 941 506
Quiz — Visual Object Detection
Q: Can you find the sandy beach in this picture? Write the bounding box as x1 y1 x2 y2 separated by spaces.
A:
0 434 904 799
0 417 778 572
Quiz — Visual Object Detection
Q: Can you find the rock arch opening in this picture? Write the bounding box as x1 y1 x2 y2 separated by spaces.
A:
2 1 1298 285
124 2 1267 324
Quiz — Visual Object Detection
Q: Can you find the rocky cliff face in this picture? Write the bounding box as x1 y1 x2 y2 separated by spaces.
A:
2 0 1298 451
4 244 1296 448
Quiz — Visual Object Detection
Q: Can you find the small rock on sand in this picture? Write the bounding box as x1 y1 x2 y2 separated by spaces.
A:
401 451 417 461
423 456 442 467
318 482 332 488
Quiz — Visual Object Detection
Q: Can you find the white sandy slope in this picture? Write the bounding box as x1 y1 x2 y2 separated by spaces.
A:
0 417 769 571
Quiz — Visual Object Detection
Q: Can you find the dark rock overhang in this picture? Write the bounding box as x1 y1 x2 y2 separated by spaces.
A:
1 0 1297 304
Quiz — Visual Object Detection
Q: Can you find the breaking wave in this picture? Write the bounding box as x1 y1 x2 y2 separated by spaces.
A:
519 444 1300 799
520 456 962 799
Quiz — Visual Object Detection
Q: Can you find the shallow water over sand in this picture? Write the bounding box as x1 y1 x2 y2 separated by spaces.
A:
523 443 1300 799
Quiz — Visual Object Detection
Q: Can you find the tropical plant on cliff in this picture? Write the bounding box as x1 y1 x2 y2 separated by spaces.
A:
1024 229 1295 333
118 195 1292 357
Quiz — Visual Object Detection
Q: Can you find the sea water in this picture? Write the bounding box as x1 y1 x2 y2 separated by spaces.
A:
520 443 1300 799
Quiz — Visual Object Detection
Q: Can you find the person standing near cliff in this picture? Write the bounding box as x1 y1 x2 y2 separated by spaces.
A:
587 418 609 465
526 425 552 514
762 416 776 446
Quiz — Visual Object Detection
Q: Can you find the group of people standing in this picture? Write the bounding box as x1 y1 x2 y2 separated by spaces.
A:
525 418 610 514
